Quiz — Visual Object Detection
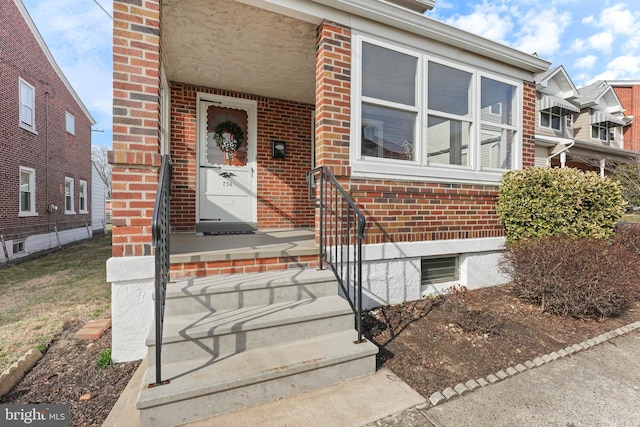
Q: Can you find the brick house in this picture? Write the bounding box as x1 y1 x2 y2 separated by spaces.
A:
108 0 551 423
610 81 640 152
534 67 635 174
0 0 95 263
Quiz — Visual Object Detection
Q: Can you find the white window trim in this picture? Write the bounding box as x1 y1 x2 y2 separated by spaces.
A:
540 110 561 131
65 177 75 214
79 180 88 213
19 78 37 133
350 34 523 185
19 166 37 217
65 111 75 135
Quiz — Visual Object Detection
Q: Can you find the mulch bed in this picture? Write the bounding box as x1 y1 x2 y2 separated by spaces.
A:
1 321 140 427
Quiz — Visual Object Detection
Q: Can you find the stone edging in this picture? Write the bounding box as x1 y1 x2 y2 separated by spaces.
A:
0 348 43 397
427 320 640 407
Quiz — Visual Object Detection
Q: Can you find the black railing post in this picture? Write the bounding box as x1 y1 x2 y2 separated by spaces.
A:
151 154 172 386
307 166 366 343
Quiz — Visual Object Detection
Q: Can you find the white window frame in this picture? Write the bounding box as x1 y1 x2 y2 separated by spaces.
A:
19 78 36 133
350 34 523 185
65 177 75 214
19 166 37 217
79 180 88 213
65 111 75 135
540 109 561 131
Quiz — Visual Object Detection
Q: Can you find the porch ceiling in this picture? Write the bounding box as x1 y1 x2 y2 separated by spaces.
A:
161 0 318 104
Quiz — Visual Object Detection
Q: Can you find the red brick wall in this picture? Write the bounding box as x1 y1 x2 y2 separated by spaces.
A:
0 0 93 240
351 180 504 244
522 81 537 168
315 22 351 179
613 85 640 152
169 84 316 231
111 0 162 257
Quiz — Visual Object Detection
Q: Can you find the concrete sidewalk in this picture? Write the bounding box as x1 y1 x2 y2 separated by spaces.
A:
369 327 640 427
105 324 640 426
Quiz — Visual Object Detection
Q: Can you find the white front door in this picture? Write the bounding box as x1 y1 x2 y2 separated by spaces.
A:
198 95 257 232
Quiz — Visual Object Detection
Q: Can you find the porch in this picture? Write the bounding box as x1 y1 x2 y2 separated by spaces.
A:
168 228 319 278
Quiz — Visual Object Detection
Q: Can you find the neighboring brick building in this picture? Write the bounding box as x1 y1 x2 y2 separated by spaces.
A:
0 0 96 262
610 81 640 152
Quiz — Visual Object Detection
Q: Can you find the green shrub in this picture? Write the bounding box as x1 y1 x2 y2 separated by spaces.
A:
501 236 639 320
497 168 626 243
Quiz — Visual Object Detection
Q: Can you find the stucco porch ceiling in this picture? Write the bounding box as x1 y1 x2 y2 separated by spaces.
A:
161 0 319 104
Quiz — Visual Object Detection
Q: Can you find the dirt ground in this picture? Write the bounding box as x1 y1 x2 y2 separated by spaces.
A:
365 283 640 399
2 284 639 426
0 321 139 427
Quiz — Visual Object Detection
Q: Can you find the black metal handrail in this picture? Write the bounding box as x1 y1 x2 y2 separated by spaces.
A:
307 166 366 342
151 154 172 386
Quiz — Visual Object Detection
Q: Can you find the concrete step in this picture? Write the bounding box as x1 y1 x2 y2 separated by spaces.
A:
147 295 355 366
137 330 378 427
163 268 338 315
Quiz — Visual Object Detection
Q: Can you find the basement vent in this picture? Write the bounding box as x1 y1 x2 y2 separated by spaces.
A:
421 257 458 285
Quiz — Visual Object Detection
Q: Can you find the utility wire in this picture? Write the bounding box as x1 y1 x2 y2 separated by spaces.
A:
92 0 113 20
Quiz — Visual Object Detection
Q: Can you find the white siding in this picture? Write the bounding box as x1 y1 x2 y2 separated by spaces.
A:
91 161 107 232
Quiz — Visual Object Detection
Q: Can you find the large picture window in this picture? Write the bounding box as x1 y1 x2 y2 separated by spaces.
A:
354 36 522 183
361 42 418 162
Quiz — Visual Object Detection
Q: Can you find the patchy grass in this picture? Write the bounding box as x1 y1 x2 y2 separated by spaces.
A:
0 234 112 373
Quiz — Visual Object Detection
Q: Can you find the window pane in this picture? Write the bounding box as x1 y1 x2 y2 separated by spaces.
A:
541 112 550 127
551 115 560 130
481 125 514 169
427 116 470 166
20 171 30 211
481 77 516 126
362 104 416 161
362 42 417 106
428 62 471 116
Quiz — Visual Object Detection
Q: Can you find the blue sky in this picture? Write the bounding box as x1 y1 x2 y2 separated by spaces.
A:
21 0 639 150
22 0 113 149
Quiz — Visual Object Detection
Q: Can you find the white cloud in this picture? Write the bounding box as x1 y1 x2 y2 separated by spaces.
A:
513 9 571 57
587 31 614 53
591 54 640 81
600 4 637 36
573 55 597 69
571 38 586 52
444 9 514 45
582 15 595 25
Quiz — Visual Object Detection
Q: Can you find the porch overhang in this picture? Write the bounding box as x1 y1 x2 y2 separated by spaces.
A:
160 0 550 106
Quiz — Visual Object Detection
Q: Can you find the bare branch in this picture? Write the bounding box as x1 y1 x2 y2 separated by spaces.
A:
92 146 112 198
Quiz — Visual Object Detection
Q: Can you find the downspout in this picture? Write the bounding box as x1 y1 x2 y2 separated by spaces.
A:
600 159 606 178
546 140 575 168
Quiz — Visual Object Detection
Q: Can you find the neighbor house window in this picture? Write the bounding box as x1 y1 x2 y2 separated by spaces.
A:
591 123 618 145
65 177 75 213
79 180 88 213
421 257 459 285
354 37 522 182
19 78 36 132
19 166 36 216
540 108 562 131
65 111 75 135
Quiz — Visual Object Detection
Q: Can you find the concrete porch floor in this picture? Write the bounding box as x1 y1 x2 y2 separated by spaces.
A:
169 228 318 264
